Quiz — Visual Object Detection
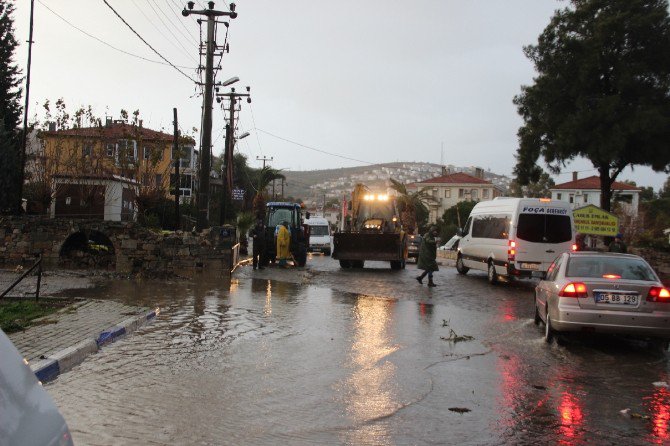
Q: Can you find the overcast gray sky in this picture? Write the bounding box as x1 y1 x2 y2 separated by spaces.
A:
12 0 669 190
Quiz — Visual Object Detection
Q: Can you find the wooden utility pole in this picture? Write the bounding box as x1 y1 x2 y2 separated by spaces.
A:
182 2 237 231
18 0 36 214
173 108 180 229
256 156 273 168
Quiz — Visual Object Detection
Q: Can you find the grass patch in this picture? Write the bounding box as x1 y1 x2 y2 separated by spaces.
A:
0 300 64 333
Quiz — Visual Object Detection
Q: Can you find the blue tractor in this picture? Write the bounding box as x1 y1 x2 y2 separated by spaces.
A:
261 202 309 267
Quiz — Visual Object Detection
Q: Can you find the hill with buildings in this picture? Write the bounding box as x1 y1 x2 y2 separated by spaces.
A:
279 162 512 210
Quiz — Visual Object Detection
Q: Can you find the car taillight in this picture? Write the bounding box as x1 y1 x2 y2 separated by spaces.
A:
647 286 670 302
602 274 621 279
571 244 578 251
559 282 588 298
508 240 516 262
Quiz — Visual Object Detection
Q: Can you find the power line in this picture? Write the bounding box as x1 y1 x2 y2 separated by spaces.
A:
37 1 197 70
254 128 376 165
146 0 199 61
130 0 197 64
164 0 200 43
248 102 264 156
101 0 197 83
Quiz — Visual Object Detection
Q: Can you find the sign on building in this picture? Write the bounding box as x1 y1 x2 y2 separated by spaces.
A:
573 205 619 236
232 189 245 201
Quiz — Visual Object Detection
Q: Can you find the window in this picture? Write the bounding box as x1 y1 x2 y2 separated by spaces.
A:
516 214 572 243
614 194 633 204
482 189 489 199
462 217 472 235
569 194 574 204
310 226 329 236
82 143 93 158
106 143 115 157
470 189 478 200
172 145 193 168
444 189 451 198
117 140 137 162
557 193 562 200
566 256 656 281
459 188 465 198
471 215 510 239
65 197 72 206
155 174 163 187
583 194 588 203
143 146 151 160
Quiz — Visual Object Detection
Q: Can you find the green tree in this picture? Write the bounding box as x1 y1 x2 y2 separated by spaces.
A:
509 172 555 198
389 178 434 234
0 0 22 214
441 200 478 228
514 0 670 212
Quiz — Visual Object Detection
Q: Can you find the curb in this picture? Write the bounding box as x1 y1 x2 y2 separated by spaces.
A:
31 308 158 383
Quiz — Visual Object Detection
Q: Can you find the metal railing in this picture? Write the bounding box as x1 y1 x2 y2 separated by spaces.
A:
230 243 241 273
0 255 43 300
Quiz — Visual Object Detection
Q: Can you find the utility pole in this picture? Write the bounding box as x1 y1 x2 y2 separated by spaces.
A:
182 2 237 231
18 0 35 214
256 156 273 169
173 108 180 229
280 179 284 199
216 86 250 224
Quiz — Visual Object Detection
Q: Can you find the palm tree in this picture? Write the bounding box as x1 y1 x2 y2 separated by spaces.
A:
251 166 286 220
389 178 435 234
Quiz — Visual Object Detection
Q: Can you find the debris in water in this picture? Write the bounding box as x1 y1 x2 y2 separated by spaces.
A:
619 408 649 419
441 329 474 343
448 407 471 414
532 385 547 391
442 319 450 327
653 381 669 388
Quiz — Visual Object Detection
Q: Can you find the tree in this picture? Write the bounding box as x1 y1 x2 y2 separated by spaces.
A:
441 200 479 228
514 0 670 212
251 166 285 220
389 178 434 234
509 172 555 198
0 0 22 214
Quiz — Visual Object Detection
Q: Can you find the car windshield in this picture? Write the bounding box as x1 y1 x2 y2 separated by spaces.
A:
566 256 657 281
310 225 329 236
516 214 572 243
267 208 294 228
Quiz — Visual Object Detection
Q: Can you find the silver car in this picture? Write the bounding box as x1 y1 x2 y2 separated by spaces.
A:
534 252 670 347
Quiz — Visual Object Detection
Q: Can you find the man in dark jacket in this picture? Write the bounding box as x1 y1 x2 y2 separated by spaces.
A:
250 219 266 270
416 226 439 287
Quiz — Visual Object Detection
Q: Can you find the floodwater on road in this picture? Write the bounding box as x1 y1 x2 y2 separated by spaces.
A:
47 255 670 445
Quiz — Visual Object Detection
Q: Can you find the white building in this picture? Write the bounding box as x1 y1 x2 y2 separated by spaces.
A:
550 174 641 217
407 172 501 223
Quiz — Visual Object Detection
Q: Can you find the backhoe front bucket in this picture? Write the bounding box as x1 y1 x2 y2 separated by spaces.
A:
332 232 404 261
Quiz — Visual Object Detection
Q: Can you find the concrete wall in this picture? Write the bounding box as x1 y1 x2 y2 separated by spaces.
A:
0 217 235 276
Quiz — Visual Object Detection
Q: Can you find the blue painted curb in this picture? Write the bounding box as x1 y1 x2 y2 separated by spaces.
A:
31 308 158 383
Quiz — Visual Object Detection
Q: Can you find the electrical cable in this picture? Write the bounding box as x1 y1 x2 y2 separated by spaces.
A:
254 128 376 165
37 1 197 70
130 0 195 63
164 0 201 43
101 0 197 83
153 0 200 47
146 0 199 61
248 102 265 156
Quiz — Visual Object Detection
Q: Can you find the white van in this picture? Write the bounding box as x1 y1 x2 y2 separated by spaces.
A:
305 216 333 256
456 197 575 283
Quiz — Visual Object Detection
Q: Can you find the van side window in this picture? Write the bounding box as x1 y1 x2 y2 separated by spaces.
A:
472 215 510 239
462 217 472 236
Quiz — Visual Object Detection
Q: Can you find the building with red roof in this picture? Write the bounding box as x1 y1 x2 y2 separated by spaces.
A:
550 173 641 216
406 170 501 223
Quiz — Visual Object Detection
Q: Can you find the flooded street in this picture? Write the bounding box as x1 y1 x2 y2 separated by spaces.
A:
47 255 670 445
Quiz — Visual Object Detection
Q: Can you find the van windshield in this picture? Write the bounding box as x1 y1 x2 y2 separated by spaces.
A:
310 225 329 236
516 214 571 243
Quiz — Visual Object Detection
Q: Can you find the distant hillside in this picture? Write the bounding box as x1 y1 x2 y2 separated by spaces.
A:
276 162 511 208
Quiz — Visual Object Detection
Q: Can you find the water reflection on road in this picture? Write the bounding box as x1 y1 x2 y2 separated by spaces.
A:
45 256 670 445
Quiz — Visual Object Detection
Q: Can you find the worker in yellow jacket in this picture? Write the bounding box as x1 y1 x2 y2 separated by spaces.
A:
276 221 291 266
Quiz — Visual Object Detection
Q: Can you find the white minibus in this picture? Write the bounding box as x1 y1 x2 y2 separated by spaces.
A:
304 216 333 256
456 197 575 283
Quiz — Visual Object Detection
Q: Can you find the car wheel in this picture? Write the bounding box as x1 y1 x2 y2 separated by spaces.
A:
324 249 331 256
390 260 401 270
544 313 554 343
487 262 498 285
339 260 351 269
649 339 670 352
456 255 469 275
534 302 541 326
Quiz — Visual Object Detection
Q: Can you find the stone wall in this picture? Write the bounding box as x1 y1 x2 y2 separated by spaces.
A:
0 216 236 276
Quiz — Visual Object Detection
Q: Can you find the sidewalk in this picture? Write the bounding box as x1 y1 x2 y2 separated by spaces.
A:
1 270 157 383
7 299 157 382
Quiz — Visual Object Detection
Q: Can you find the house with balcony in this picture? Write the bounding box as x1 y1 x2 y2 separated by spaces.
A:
550 174 641 217
406 171 501 223
35 120 197 219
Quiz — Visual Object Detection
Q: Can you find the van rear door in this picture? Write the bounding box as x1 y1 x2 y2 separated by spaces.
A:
513 207 573 272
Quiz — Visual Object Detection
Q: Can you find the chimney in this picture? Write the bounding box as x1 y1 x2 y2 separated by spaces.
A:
572 171 578 181
139 119 143 128
48 122 56 132
441 166 447 176
105 117 113 127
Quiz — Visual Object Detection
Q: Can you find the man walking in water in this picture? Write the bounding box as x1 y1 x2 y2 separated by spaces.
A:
416 226 439 287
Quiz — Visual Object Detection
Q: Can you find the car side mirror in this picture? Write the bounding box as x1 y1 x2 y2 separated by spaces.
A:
456 228 464 237
531 271 547 280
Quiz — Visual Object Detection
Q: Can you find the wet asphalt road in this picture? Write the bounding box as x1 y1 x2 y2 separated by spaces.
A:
46 254 670 445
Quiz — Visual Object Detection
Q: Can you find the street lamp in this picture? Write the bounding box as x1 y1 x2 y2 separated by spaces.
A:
221 76 239 87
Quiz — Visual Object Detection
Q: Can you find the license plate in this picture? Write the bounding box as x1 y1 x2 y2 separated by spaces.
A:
520 262 539 270
594 292 639 305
